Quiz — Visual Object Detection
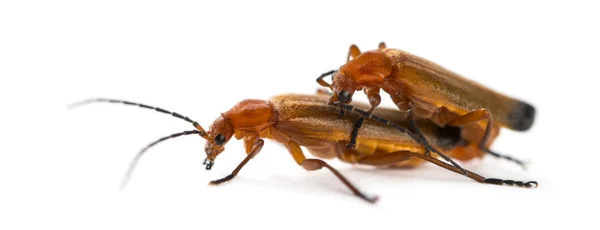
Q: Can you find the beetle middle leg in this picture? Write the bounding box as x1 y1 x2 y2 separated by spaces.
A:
286 140 378 203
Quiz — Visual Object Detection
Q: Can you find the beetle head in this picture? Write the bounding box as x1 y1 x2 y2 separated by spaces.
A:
202 115 235 170
331 71 357 104
330 50 393 105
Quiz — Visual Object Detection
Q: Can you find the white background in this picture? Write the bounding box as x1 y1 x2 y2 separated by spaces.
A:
1 1 598 229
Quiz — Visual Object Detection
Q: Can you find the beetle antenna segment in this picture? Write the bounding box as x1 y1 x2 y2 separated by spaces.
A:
330 102 469 176
120 130 200 189
484 148 529 170
67 98 210 139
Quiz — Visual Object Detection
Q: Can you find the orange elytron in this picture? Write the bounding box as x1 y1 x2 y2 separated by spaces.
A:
69 93 537 203
318 43 535 166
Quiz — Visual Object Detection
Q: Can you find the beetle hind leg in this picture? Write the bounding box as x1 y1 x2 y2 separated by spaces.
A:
448 108 494 148
448 109 528 169
353 149 538 188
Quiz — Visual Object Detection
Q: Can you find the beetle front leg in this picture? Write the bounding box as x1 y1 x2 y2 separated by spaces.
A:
347 44 362 62
379 42 386 49
315 88 333 96
347 87 381 149
209 139 264 185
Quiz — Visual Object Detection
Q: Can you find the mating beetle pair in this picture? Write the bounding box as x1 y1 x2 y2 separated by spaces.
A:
70 42 537 203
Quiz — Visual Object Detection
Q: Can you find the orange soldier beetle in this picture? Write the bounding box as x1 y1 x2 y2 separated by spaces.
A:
317 42 535 169
69 93 537 203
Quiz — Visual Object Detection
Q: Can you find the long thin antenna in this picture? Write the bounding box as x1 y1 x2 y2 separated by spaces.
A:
120 130 200 189
68 98 209 139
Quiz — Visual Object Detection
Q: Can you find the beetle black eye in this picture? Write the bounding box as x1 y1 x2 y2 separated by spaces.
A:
214 134 226 145
338 91 351 103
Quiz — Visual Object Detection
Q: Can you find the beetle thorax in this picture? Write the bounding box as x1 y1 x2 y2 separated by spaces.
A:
340 50 393 86
223 99 278 132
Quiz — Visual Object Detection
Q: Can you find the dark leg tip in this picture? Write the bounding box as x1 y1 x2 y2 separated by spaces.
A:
209 174 235 185
368 196 380 204
360 195 379 204
515 181 524 187
525 181 538 188
485 178 538 188
484 178 504 185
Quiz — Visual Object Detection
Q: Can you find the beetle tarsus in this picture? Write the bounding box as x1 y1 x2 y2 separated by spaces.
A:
209 174 235 185
203 158 214 170
484 178 538 188
362 195 379 204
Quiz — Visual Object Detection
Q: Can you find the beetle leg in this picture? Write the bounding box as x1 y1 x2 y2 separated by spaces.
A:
447 108 500 159
242 132 260 154
448 109 493 148
403 103 435 158
209 139 264 185
446 109 527 169
336 142 426 168
287 140 378 203
423 149 431 157
316 88 333 96
302 159 379 203
484 148 529 170
347 87 382 149
347 44 362 62
356 151 414 166
403 151 538 188
357 151 538 188
316 70 335 89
